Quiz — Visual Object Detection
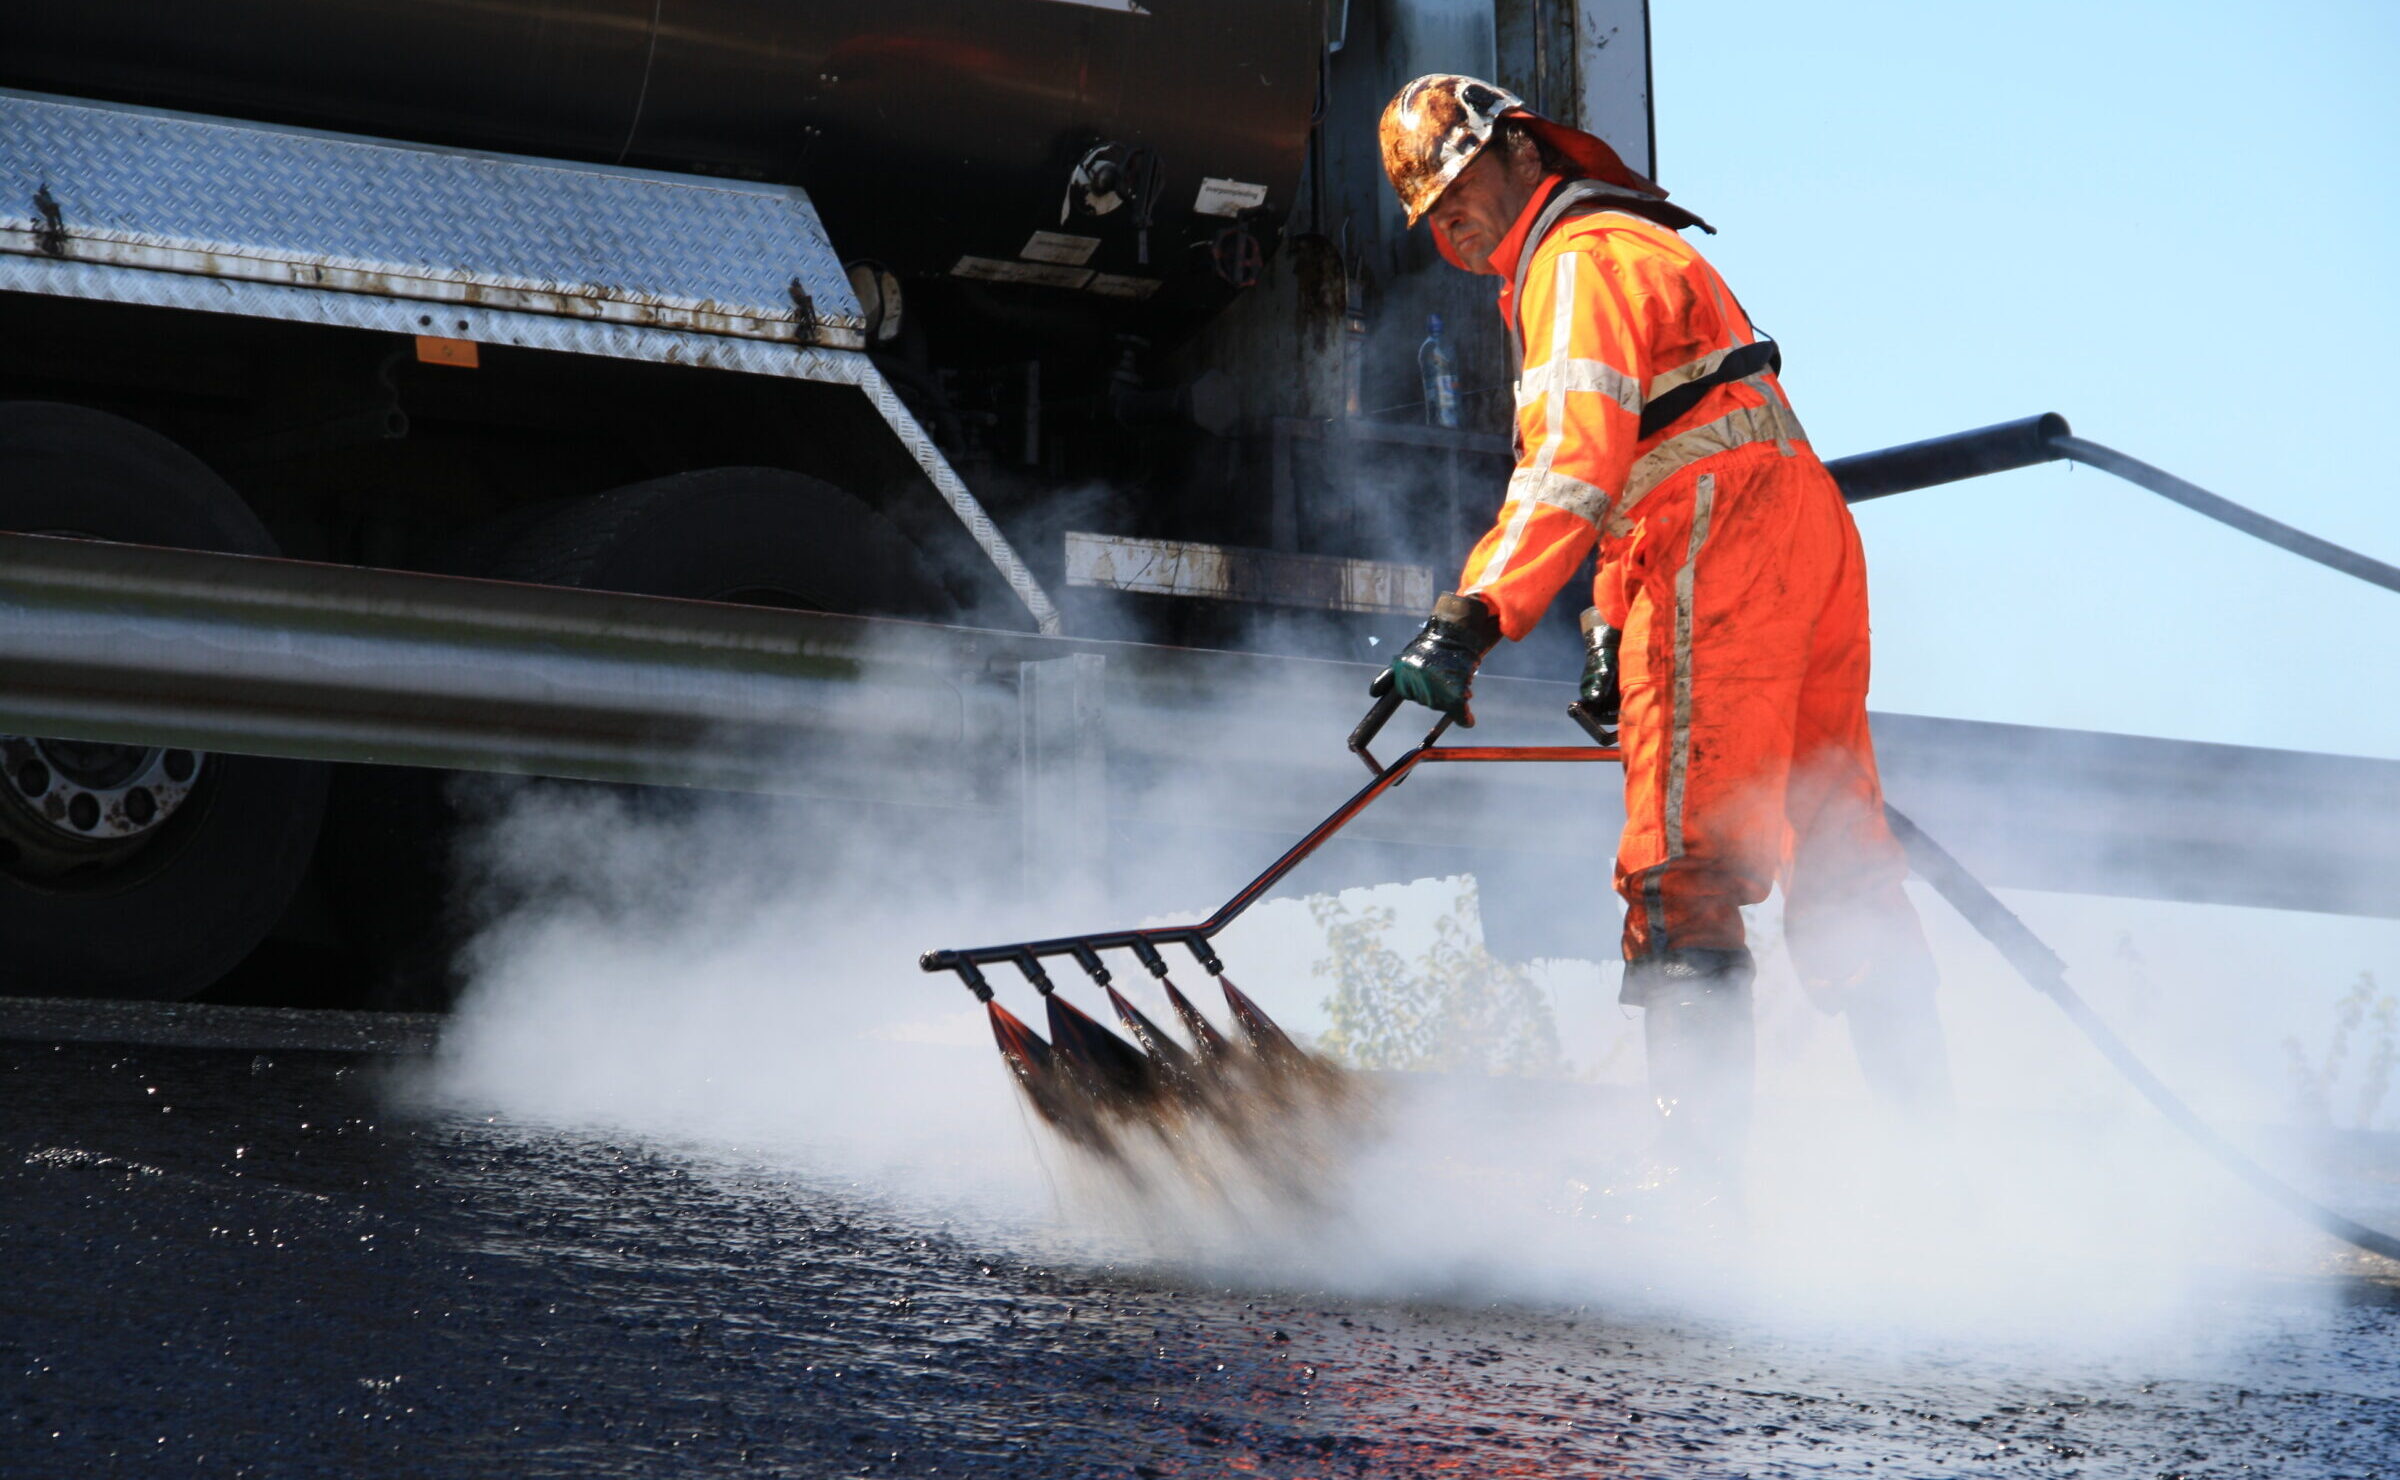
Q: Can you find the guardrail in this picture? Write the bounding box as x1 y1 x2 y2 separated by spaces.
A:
4 409 2396 922
2 528 2395 922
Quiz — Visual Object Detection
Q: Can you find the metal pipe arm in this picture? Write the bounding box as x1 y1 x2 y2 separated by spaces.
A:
919 731 1620 985
2050 434 2400 594
1826 413 2070 503
1828 414 2399 596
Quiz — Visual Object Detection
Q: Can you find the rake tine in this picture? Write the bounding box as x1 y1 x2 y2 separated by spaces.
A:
1128 938 1231 1059
1217 973 1304 1061
1102 983 1200 1081
947 961 1060 1090
1016 950 1158 1104
1071 942 1196 1084
1161 979 1233 1059
1046 992 1161 1102
986 997 1051 1070
1179 939 1302 1061
981 998 1119 1148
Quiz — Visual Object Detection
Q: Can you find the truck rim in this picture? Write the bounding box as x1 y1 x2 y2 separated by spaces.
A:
0 524 211 881
0 735 206 879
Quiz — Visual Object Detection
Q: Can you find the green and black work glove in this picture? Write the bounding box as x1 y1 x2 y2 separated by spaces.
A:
1568 606 1622 747
1372 591 1501 725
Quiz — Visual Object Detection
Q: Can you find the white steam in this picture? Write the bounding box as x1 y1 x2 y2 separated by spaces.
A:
419 654 2396 1359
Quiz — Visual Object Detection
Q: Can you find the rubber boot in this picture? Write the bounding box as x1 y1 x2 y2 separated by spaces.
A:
1844 984 1957 1123
1841 978 1973 1234
1624 948 1757 1199
1793 908 1956 1121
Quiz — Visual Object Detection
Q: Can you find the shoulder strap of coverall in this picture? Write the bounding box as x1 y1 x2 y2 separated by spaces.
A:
1506 180 1781 449
1506 179 1656 382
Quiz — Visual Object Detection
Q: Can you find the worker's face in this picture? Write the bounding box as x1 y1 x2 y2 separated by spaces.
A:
1429 133 1544 275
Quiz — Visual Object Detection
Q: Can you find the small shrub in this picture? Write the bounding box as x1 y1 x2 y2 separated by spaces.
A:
1312 876 1565 1078
2281 971 2396 1131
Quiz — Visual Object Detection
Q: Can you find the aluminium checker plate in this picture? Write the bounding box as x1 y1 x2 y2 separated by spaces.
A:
0 88 1059 633
0 88 863 349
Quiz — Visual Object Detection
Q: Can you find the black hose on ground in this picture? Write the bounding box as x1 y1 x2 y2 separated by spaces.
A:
1818 417 2400 1254
1883 804 2400 1264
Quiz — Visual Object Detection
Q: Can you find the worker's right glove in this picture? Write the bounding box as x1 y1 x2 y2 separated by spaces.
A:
1568 606 1622 747
1372 591 1501 725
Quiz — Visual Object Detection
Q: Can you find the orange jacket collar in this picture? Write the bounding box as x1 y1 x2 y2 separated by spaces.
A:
1488 174 1567 326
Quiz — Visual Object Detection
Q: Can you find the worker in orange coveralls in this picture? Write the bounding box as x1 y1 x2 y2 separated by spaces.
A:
1371 75 1953 1175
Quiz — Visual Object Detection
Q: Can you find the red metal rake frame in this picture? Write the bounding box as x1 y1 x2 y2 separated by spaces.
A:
918 694 1621 1005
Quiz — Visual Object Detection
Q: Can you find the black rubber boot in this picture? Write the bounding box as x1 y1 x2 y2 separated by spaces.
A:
1844 985 1958 1122
1623 948 1758 1188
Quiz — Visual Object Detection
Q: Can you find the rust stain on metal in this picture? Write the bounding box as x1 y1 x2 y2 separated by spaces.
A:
31 185 67 257
5 233 864 348
787 277 819 338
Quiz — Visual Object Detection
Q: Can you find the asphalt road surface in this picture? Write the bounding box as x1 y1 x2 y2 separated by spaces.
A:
5 1003 2397 1479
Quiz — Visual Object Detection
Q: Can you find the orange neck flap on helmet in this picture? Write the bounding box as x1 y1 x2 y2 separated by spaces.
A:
1380 74 1707 265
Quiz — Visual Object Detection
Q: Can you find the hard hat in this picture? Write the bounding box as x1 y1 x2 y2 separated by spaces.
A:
1378 73 1675 228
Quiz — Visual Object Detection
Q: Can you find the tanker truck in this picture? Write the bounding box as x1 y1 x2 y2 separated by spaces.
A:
0 3 1660 1001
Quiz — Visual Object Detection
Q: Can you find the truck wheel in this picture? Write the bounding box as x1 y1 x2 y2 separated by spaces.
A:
0 403 330 1000
323 468 953 1007
490 466 956 613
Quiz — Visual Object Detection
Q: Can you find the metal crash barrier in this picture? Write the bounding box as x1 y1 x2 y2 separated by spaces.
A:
1 488 2396 924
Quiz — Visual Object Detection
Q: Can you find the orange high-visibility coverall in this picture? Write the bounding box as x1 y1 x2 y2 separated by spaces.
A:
1463 176 1933 1001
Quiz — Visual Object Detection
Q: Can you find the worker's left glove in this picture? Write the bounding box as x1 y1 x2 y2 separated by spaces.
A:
1568 607 1622 747
1373 592 1501 725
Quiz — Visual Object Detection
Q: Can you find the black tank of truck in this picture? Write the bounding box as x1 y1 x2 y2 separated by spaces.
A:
2 0 1323 347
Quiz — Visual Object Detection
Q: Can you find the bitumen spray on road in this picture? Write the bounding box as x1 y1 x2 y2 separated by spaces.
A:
338 658 2394 1471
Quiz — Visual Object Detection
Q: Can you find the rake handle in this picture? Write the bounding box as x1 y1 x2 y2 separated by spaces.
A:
1349 692 1456 776
924 713 1615 991
1347 691 1403 774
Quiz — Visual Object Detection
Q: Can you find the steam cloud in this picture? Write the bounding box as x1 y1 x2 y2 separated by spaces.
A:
419 626 2396 1360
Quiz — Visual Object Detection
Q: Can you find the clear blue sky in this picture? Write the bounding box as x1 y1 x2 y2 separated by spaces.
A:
1651 1 2400 761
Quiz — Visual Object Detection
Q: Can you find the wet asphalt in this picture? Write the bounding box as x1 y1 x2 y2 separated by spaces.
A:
5 1012 2398 1480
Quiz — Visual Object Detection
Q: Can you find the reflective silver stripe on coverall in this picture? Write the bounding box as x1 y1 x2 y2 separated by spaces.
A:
1644 470 1721 946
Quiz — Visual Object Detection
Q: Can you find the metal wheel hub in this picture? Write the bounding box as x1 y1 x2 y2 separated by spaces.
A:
0 735 204 876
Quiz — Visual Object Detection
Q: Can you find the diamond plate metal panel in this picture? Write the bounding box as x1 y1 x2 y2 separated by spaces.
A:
0 89 861 347
0 252 1057 633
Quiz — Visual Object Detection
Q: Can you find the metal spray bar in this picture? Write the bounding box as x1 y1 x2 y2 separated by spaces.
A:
918 704 1620 1156
919 703 1619 1000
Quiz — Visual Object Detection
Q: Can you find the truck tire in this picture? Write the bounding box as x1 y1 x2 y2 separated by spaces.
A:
0 402 330 1001
323 468 953 1007
490 466 955 613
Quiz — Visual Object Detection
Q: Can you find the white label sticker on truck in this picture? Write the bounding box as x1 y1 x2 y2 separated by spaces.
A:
1085 273 1161 300
951 256 1096 291
1020 232 1101 266
1192 178 1270 218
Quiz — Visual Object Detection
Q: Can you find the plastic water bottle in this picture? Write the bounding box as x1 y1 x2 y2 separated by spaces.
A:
1419 313 1460 428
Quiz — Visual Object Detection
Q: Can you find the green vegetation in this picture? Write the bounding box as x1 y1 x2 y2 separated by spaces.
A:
1310 876 1565 1077
2281 971 2396 1132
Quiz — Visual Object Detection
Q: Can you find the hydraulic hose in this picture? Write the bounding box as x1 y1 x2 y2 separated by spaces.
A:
1827 414 2070 502
1884 804 2400 1264
2048 435 2400 596
1829 415 2399 1257
1829 413 2400 598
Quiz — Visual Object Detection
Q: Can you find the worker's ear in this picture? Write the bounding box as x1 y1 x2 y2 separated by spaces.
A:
1505 125 1545 184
